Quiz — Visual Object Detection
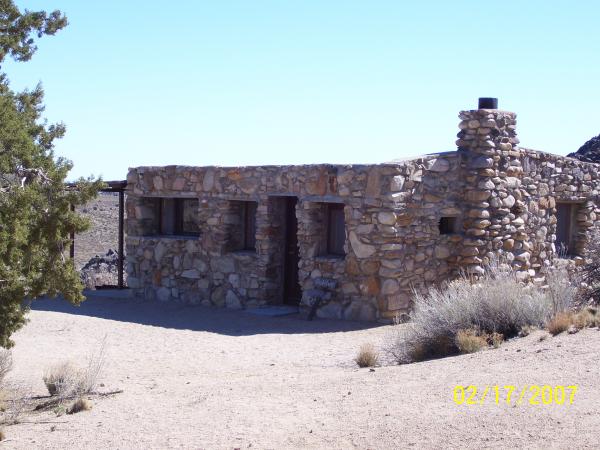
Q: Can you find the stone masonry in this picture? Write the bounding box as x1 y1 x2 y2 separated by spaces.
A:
125 102 600 322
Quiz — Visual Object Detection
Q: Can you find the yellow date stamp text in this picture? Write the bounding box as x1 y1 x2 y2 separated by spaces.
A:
453 385 578 406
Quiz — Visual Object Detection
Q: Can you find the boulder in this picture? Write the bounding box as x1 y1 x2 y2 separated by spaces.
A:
377 211 396 226
427 158 450 172
349 231 376 258
381 279 399 295
80 249 122 289
470 156 494 169
225 290 242 309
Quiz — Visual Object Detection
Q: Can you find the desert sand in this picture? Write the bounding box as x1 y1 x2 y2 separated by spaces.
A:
3 293 599 449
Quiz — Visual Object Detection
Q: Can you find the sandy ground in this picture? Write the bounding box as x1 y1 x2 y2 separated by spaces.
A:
3 294 600 449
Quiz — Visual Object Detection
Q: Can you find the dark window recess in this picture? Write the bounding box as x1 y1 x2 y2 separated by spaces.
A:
556 203 578 256
159 198 200 236
326 203 346 256
242 201 257 251
439 216 459 235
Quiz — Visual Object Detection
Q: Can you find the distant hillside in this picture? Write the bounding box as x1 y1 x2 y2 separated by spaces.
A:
568 133 600 163
74 192 122 270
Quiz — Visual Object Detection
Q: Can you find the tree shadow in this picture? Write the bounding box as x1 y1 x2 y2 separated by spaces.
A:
29 291 383 336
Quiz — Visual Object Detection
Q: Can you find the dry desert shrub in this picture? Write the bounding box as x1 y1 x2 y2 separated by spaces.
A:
455 329 503 353
385 260 573 364
545 266 578 314
354 343 379 368
573 307 600 328
0 350 12 385
578 230 600 305
43 337 107 400
455 329 488 354
67 397 91 415
547 307 600 336
489 332 504 348
0 381 32 425
0 349 12 412
43 362 81 398
572 311 591 329
79 336 107 395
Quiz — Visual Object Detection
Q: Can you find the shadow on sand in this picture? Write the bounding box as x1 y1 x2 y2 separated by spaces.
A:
29 290 382 336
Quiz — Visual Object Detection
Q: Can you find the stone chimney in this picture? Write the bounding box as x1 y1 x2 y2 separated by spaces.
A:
457 98 532 280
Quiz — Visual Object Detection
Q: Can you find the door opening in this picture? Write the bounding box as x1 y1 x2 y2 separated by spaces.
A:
283 197 301 305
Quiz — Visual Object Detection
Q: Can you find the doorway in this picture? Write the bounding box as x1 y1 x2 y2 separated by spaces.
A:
556 202 579 256
283 197 301 305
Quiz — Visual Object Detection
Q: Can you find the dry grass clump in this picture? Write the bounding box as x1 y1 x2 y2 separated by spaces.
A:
573 307 600 328
547 307 600 335
43 337 106 400
547 312 573 336
455 329 488 354
354 343 379 368
385 262 574 364
67 398 91 415
455 329 504 354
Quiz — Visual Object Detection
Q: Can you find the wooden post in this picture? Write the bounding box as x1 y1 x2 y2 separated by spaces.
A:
118 190 125 289
69 203 75 260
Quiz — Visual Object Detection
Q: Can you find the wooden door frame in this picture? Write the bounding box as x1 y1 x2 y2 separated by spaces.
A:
282 196 301 305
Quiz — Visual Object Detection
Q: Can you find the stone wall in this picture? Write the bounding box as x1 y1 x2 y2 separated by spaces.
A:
125 106 600 322
456 109 600 282
125 157 462 322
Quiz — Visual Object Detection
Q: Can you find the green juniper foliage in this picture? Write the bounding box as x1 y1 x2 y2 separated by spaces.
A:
0 1 102 348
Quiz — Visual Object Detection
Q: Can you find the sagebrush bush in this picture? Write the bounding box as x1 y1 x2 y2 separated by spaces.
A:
0 381 31 425
0 350 12 385
354 343 379 368
43 362 80 398
385 262 574 364
545 267 577 314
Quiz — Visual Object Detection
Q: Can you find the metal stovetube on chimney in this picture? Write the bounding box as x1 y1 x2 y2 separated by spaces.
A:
478 97 498 109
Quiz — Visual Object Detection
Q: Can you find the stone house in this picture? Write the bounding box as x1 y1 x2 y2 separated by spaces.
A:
125 100 600 322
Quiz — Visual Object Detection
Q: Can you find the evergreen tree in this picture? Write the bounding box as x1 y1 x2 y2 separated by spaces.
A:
0 1 102 347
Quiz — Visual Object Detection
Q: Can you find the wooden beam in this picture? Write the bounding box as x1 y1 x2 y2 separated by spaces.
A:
118 190 125 289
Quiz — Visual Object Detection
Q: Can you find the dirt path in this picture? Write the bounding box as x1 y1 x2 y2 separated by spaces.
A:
3 294 599 449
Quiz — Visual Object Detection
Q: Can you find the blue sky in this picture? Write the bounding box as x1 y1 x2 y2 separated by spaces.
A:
5 1 600 181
